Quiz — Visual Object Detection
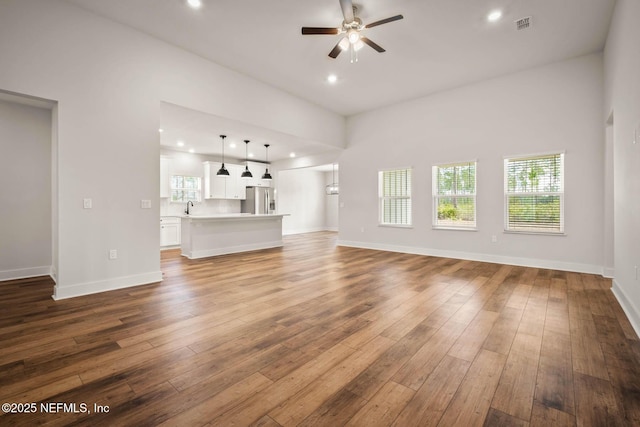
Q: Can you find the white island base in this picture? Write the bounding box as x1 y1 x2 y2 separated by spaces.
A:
181 214 287 259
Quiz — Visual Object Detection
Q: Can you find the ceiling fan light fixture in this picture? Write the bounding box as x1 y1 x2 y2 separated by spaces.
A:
338 37 350 51
347 29 360 44
354 40 364 51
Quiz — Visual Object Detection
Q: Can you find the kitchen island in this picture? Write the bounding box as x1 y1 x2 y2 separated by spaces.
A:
180 213 287 259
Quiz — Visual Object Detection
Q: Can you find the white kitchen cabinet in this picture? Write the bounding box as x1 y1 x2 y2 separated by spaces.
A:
160 156 171 198
244 161 272 187
203 162 226 199
203 161 247 200
160 216 181 246
226 164 247 200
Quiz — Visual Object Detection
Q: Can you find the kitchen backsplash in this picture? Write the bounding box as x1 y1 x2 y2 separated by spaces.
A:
160 198 241 217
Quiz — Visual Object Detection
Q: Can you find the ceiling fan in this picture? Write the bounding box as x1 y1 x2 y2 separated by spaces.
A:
301 0 403 63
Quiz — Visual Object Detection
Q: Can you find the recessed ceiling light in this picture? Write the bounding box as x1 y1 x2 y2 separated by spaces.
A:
176 140 185 147
290 152 296 158
188 148 195 153
327 74 338 84
158 128 164 133
229 142 236 148
487 10 502 22
186 0 202 10
248 153 254 158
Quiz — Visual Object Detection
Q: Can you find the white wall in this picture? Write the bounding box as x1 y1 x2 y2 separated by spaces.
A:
278 169 327 235
0 0 345 298
604 0 640 334
0 100 52 280
339 53 605 274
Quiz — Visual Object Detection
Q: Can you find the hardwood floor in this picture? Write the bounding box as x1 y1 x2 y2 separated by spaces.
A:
1 231 639 426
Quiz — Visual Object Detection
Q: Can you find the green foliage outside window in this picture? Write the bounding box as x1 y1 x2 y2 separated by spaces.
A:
433 162 476 228
505 154 563 232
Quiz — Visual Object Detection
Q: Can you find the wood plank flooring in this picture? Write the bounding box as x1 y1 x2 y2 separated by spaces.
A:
1 231 639 426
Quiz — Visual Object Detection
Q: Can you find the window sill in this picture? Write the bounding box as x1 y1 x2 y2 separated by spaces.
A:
503 230 566 236
378 224 413 229
432 226 478 232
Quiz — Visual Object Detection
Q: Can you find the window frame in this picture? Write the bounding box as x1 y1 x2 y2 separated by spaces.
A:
170 175 202 203
503 151 565 235
378 167 413 228
432 160 477 230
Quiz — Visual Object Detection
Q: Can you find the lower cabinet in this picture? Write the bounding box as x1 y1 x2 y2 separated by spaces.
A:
160 217 181 246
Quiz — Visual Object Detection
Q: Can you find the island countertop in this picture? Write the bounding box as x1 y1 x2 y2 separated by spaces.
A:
180 213 288 259
181 213 288 220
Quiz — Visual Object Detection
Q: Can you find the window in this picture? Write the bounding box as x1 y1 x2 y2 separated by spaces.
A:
504 153 564 233
432 161 476 229
379 168 412 226
171 175 201 203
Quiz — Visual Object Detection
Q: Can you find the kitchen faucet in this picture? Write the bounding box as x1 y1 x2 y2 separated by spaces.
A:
185 201 194 215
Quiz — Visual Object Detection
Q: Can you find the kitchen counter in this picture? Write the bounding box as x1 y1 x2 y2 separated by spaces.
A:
180 213 288 259
181 213 286 220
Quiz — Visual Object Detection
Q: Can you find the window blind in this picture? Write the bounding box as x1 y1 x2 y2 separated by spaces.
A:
504 153 564 233
379 168 412 226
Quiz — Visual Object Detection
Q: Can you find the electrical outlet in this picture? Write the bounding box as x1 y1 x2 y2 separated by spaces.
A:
109 249 117 260
83 198 92 209
141 199 151 209
360 227 365 233
491 235 498 243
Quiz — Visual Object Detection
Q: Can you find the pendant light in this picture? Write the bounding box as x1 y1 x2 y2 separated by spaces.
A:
216 135 230 177
325 163 339 195
261 144 273 180
241 140 253 179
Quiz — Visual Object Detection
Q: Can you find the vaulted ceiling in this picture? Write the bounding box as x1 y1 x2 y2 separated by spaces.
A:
63 0 615 161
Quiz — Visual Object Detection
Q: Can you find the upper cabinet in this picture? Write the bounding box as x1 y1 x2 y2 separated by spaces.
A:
203 162 247 200
160 156 171 198
226 164 247 200
243 161 272 187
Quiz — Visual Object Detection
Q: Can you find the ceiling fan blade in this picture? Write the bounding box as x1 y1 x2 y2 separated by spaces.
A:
328 39 345 58
339 0 355 23
365 14 404 29
301 27 340 35
361 36 385 53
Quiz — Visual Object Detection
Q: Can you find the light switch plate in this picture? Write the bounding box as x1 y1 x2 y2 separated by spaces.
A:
83 198 92 209
141 199 151 209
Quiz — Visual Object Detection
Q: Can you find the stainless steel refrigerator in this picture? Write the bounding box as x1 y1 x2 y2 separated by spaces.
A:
242 186 275 214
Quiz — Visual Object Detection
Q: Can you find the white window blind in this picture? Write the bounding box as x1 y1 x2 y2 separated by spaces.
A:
432 161 476 229
171 175 201 203
379 168 412 226
504 153 564 233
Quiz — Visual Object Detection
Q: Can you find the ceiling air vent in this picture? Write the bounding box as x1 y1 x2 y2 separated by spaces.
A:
515 16 532 31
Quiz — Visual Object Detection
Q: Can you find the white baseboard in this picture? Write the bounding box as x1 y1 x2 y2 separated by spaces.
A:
0 265 52 282
183 241 283 259
611 280 640 338
324 226 339 232
336 240 603 276
52 271 163 300
602 267 615 279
